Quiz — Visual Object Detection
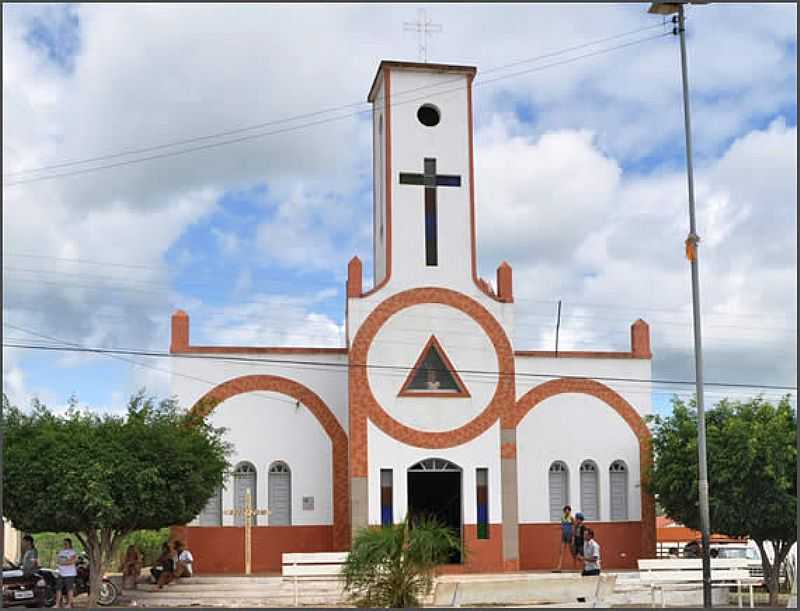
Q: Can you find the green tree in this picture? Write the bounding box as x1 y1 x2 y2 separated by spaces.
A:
648 395 797 606
2 391 230 606
342 515 462 608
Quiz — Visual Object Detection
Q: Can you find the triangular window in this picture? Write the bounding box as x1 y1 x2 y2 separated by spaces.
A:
398 336 470 397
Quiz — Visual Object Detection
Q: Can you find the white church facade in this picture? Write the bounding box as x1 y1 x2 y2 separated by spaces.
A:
170 60 656 574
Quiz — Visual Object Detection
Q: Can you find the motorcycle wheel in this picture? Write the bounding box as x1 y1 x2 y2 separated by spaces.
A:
97 581 120 606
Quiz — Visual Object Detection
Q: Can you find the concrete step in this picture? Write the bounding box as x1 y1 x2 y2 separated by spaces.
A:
130 590 339 599
170 576 284 585
138 583 290 593
125 599 344 608
124 580 346 607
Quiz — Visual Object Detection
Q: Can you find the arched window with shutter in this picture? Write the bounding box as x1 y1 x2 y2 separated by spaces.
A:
609 460 629 521
233 462 257 526
198 486 222 526
268 461 292 525
579 461 599 521
548 461 569 522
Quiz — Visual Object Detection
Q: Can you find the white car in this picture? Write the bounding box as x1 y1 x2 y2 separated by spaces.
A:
709 543 764 583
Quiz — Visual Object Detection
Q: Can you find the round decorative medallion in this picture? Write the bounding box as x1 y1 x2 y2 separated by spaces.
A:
350 287 515 448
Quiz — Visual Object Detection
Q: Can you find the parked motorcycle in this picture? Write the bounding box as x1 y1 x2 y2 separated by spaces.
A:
50 554 119 607
76 554 120 606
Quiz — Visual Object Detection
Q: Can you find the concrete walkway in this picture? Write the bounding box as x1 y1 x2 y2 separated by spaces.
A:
117 569 727 608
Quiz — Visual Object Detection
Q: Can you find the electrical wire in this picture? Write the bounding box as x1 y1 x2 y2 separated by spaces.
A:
3 31 670 187
3 22 668 180
5 319 793 407
2 335 795 393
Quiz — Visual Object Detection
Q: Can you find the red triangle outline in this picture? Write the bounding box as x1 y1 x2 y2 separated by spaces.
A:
397 335 471 398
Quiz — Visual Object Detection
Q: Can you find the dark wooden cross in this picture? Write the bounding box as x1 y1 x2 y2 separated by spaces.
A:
399 158 461 266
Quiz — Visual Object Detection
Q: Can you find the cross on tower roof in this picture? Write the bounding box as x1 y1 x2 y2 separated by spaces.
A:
403 8 442 63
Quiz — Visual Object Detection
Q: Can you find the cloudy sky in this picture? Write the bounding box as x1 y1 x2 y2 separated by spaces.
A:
3 3 796 415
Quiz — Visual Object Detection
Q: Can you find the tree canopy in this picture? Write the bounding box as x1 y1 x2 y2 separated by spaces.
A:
648 395 797 604
2 391 230 604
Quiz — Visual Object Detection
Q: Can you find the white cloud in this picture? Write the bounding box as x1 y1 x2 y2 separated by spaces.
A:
474 116 796 395
255 183 370 273
2 3 795 409
199 294 345 348
475 117 621 266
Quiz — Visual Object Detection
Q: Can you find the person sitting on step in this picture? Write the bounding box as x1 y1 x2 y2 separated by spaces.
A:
174 541 194 579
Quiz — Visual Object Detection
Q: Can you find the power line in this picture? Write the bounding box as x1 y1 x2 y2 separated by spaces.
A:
1 324 307 411
3 337 795 393
5 258 794 331
5 323 792 406
3 23 667 180
1 253 159 271
3 31 670 188
5 275 796 346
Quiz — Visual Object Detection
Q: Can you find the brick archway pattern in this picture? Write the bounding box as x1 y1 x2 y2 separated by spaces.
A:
191 374 350 549
349 287 515 476
507 377 656 559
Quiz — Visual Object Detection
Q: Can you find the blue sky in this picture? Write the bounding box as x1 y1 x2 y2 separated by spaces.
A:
3 3 797 418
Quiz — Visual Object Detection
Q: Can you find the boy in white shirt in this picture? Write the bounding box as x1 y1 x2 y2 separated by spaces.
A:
55 537 78 608
581 528 601 576
174 541 194 578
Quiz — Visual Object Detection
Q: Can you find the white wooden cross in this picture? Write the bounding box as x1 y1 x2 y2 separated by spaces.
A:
224 488 269 575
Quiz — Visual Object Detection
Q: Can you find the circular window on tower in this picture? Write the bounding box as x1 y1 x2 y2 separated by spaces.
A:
417 103 441 127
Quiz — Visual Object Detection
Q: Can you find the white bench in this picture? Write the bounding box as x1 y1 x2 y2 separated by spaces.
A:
638 558 758 608
281 552 348 607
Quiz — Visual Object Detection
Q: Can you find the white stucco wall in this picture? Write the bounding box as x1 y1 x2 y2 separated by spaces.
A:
367 420 502 526
514 355 653 418
171 352 347 526
516 392 642 523
171 352 349 432
203 391 333 525
4 519 21 562
387 69 472 292
372 75 387 286
352 64 515 345
366 303 498 432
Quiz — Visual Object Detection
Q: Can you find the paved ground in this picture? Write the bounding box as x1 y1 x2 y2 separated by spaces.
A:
57 571 792 608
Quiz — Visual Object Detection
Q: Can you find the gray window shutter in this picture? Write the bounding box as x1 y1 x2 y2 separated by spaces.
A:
233 462 257 526
548 462 568 522
580 461 599 520
198 487 222 526
609 460 629 521
269 462 292 525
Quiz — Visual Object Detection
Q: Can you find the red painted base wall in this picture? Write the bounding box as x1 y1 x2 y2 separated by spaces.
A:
519 521 643 570
173 521 647 574
174 525 333 574
437 524 504 574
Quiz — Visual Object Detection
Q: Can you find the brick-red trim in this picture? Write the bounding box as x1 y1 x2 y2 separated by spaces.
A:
357 66 507 303
508 378 656 560
362 68 393 297
397 335 471 398
190 375 350 549
349 287 515 476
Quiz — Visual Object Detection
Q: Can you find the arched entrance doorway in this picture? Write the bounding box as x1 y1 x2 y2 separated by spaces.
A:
407 458 462 562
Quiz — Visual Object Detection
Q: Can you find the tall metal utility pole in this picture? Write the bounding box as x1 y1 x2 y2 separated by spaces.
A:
648 1 712 606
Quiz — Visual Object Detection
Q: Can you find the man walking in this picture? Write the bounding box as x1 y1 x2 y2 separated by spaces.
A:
581 528 601 576
55 537 78 608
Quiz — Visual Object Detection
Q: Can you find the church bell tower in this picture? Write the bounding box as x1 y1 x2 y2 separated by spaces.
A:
368 61 478 293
